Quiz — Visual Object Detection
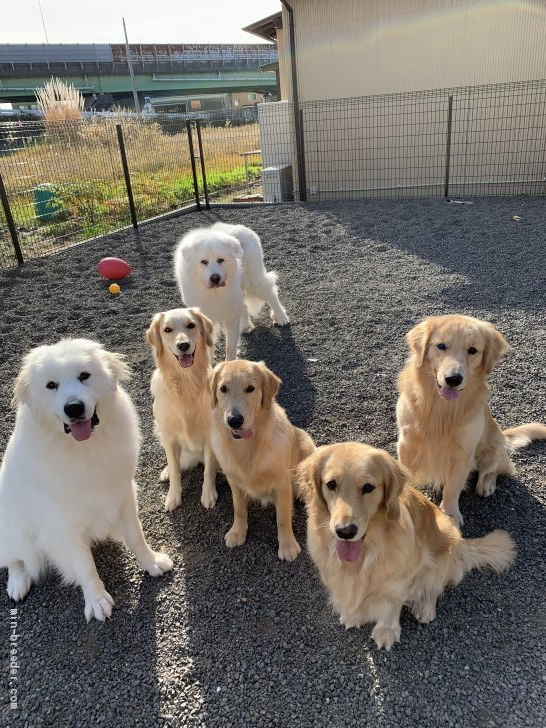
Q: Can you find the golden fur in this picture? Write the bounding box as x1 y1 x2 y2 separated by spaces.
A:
209 359 315 561
299 442 516 650
146 308 218 512
396 314 546 525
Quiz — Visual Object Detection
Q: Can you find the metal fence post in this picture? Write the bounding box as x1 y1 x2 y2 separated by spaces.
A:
0 172 24 264
298 106 307 202
444 95 453 198
195 119 210 210
116 124 138 229
186 121 201 211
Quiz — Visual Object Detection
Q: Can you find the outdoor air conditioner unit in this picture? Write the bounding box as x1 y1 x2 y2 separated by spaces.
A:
261 165 293 203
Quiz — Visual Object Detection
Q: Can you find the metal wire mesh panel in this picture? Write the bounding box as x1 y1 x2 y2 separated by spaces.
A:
449 80 546 196
299 80 546 200
118 115 197 220
0 118 130 264
192 109 264 204
301 92 450 200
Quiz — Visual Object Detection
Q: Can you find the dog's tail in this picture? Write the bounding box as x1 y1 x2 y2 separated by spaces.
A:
503 423 546 449
456 530 516 577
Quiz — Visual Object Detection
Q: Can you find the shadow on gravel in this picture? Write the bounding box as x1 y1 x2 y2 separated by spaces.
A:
242 322 317 429
315 198 545 314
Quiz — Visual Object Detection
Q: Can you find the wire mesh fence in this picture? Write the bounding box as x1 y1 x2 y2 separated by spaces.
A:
0 108 271 268
1 79 544 268
300 79 546 201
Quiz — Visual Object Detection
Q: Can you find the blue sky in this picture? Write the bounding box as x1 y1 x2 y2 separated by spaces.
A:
2 0 280 44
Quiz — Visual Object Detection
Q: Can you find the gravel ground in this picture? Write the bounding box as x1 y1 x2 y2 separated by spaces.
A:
0 197 545 728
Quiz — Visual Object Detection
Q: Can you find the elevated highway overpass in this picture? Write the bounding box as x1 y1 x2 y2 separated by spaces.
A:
0 43 278 106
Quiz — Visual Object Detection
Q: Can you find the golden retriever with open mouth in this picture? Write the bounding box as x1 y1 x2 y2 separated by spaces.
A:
147 307 218 512
299 442 516 650
397 314 546 526
209 359 314 561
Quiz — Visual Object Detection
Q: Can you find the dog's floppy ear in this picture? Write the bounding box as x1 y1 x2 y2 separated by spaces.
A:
406 318 433 367
209 363 223 409
379 452 409 521
224 234 243 260
179 236 197 264
146 313 163 355
295 449 325 505
12 359 32 408
102 350 131 385
481 322 509 375
190 308 214 348
257 361 281 409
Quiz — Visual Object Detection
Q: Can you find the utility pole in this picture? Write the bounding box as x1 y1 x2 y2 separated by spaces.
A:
38 0 49 43
122 17 140 113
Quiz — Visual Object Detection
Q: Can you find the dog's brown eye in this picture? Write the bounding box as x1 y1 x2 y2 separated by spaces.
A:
219 385 227 393
200 260 208 266
217 258 224 264
164 327 172 333
468 347 477 355
78 372 90 382
325 480 337 491
245 385 255 393
46 381 57 390
187 323 196 329
437 343 447 351
362 483 375 494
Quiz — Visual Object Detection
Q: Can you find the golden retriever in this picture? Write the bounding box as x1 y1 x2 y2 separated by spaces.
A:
209 359 314 561
299 442 515 650
396 314 546 526
147 307 218 512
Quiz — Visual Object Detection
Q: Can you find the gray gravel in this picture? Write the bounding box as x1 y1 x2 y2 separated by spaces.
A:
0 197 545 728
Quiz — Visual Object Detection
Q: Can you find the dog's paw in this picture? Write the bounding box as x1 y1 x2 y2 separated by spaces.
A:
144 552 174 577
271 310 289 326
241 322 255 334
371 625 401 650
159 466 169 482
277 537 301 562
476 472 497 497
225 526 247 548
440 501 464 528
412 601 437 624
339 614 361 630
7 569 32 602
164 489 182 512
201 486 218 510
84 589 114 622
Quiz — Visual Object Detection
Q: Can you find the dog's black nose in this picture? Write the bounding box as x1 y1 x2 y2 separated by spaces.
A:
335 524 358 540
445 373 463 387
177 341 190 352
227 412 244 429
210 273 221 285
64 400 85 420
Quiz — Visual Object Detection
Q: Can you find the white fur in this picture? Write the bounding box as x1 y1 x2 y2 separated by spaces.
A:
0 338 173 622
174 222 289 360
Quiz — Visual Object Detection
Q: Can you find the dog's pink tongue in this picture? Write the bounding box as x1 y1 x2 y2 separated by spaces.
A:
336 539 363 563
232 428 253 439
69 420 92 442
178 354 194 368
440 387 460 401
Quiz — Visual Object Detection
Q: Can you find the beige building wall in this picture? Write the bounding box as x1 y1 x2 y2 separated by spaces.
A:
284 0 546 102
276 27 291 101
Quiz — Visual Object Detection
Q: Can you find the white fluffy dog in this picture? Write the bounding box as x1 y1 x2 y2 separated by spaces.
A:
174 222 289 360
0 338 173 622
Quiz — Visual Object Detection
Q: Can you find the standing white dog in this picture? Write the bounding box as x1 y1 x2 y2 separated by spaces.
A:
174 222 289 360
0 338 173 622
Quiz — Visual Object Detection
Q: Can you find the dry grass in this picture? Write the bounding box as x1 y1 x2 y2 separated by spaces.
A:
35 78 85 123
0 117 261 264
